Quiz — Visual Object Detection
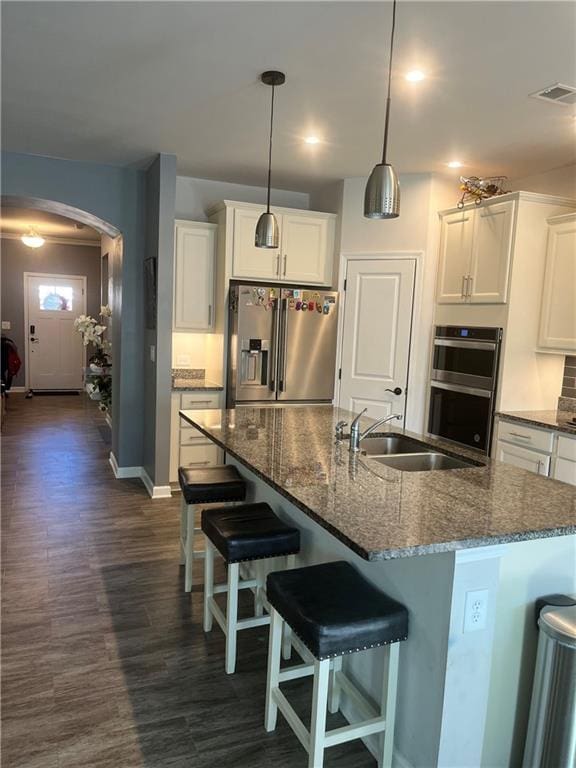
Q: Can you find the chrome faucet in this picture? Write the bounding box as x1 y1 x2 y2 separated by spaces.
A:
334 420 348 441
349 409 403 452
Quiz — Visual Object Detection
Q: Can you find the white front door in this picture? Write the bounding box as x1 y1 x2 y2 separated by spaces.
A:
25 273 86 390
339 258 416 421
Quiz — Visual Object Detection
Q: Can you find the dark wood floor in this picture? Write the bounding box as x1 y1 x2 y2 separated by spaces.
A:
1 394 375 768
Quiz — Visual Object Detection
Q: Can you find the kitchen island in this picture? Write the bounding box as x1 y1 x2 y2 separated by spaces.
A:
180 405 576 767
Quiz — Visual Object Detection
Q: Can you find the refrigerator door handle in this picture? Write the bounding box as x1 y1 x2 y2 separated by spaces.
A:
270 300 280 391
278 298 288 392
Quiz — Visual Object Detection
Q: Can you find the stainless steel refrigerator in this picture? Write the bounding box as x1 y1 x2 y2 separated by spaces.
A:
227 283 339 407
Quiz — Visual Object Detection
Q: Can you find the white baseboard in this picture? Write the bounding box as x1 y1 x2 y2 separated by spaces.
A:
141 468 172 499
109 452 143 480
340 695 413 768
109 453 172 499
7 386 26 393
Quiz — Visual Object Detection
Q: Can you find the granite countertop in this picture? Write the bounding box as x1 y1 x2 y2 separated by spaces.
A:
179 405 576 562
497 410 576 435
172 378 223 392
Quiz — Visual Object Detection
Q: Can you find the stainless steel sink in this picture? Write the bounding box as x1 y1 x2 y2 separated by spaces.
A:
372 452 478 472
360 434 434 456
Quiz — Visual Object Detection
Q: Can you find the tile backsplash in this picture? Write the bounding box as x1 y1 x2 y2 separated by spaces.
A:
562 356 576 399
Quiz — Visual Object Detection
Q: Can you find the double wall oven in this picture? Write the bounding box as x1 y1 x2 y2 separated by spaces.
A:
428 325 502 454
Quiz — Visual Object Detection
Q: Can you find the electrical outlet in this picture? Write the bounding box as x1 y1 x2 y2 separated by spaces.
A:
1 320 11 330
463 589 489 633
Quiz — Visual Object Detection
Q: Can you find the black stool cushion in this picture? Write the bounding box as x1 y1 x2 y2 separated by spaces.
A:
178 465 246 505
201 503 300 564
267 561 408 659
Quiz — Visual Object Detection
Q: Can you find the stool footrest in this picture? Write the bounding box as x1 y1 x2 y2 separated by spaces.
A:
324 716 386 748
272 688 310 751
208 596 270 635
212 578 258 595
278 663 314 682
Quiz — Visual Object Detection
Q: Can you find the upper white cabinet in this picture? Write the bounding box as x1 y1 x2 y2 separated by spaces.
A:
232 207 280 281
214 201 336 286
538 213 576 352
173 220 216 331
437 199 515 304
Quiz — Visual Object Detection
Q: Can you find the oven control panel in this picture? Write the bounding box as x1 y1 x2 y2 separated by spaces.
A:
435 326 502 342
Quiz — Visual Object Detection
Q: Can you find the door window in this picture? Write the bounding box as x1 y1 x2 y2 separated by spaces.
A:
38 285 74 311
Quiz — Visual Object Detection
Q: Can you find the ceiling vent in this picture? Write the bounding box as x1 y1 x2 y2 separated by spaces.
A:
530 83 576 106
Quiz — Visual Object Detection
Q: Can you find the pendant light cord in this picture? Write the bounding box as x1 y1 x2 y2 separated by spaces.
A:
266 84 275 212
381 0 397 165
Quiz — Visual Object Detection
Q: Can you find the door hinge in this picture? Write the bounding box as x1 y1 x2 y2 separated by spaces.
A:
338 368 342 380
343 279 347 291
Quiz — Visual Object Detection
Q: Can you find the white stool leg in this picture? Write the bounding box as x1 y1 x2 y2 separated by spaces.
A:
184 503 195 592
282 554 297 660
225 562 239 674
203 539 214 632
179 496 187 565
328 655 343 714
309 658 330 768
254 561 264 617
265 608 283 732
379 642 400 768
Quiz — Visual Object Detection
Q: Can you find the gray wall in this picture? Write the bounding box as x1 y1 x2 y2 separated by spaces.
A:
142 154 177 486
1 150 146 469
1 238 102 388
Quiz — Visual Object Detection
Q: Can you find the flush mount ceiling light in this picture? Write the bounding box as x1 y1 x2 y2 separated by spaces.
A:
304 136 321 145
447 161 464 168
255 70 286 249
21 229 45 248
405 70 425 82
364 0 400 219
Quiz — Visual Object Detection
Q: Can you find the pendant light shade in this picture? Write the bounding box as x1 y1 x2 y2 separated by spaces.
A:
364 0 401 219
364 163 400 219
255 70 285 249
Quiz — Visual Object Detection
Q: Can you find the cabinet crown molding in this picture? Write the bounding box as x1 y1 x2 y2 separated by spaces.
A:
546 211 576 225
438 190 576 218
206 199 337 219
174 219 217 230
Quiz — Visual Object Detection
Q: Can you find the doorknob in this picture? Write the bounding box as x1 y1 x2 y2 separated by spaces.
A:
385 387 403 396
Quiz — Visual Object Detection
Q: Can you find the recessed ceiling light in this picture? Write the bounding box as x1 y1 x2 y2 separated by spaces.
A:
447 161 464 169
405 70 425 82
304 136 321 145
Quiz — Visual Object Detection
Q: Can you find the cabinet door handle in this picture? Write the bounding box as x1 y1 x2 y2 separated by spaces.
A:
208 304 212 326
509 432 531 440
467 275 473 298
276 254 280 276
283 254 287 277
461 276 467 298
184 460 211 467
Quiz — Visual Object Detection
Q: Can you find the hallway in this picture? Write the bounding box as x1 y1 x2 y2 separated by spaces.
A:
1 395 373 768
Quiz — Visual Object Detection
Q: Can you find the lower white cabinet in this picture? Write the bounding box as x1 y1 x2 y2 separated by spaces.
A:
494 441 550 476
169 390 223 483
494 417 576 485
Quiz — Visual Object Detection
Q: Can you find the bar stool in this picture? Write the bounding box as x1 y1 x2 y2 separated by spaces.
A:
265 561 408 768
178 465 246 592
202 502 300 674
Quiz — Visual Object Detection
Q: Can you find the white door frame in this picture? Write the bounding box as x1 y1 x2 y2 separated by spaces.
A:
334 251 425 431
23 272 87 391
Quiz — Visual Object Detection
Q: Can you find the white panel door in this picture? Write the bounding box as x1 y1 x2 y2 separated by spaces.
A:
469 200 515 304
552 457 576 486
437 210 474 303
494 440 550 476
173 221 216 331
281 213 332 285
26 274 86 390
231 207 280 281
339 259 415 421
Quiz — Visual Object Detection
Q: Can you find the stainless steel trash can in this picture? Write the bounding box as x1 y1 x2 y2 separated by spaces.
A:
523 603 576 767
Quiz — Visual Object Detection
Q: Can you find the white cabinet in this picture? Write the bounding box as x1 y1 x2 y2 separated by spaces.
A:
538 213 576 352
169 390 223 483
221 202 335 285
232 207 280 281
552 457 576 485
494 440 550 476
437 199 515 305
173 221 216 331
469 200 515 303
437 209 474 303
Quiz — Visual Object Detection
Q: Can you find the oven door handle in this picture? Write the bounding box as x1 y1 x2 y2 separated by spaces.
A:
431 380 492 398
434 339 497 351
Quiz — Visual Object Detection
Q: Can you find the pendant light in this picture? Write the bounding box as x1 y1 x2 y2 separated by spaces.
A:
364 0 400 219
255 70 285 248
21 229 45 248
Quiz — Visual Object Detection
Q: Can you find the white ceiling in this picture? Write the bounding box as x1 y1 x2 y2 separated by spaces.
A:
2 2 575 192
0 208 101 242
